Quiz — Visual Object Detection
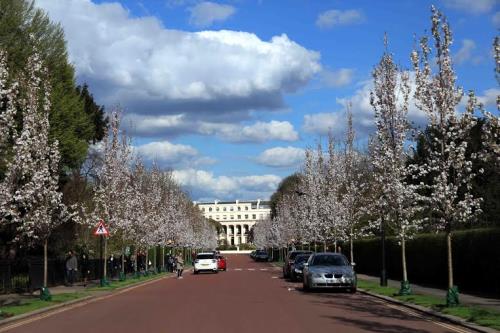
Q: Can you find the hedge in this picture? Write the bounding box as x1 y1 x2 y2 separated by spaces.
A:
351 228 500 297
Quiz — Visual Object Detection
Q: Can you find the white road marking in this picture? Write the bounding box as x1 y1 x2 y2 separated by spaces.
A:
234 268 242 271
260 268 268 271
271 276 279 279
247 268 255 271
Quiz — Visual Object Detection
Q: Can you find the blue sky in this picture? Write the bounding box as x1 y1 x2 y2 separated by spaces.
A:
36 0 499 201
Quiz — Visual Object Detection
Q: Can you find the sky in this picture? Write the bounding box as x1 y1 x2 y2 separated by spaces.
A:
35 0 499 201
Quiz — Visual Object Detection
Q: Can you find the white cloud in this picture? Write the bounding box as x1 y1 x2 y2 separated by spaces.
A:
125 115 299 142
442 0 497 14
199 120 299 142
256 146 304 167
303 77 427 138
454 39 482 65
476 88 500 107
172 169 281 200
188 2 236 27
134 140 215 167
37 0 321 128
316 9 364 29
321 68 355 88
493 12 500 28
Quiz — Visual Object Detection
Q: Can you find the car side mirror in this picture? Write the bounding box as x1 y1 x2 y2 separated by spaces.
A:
351 262 356 267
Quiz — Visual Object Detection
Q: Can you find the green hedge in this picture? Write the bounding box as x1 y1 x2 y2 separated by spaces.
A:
352 228 500 297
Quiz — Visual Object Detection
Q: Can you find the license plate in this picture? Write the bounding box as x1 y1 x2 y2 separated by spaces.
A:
202 264 208 266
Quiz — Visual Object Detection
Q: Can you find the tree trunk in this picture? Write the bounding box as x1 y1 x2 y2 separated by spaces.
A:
402 237 407 282
334 240 337 253
323 241 326 252
121 244 125 274
447 231 453 289
162 247 165 271
43 239 48 288
145 249 149 272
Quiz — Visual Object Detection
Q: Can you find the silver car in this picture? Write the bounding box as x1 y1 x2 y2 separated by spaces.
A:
302 252 357 293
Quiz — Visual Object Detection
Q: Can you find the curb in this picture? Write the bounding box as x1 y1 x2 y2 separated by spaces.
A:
358 289 499 333
0 272 172 329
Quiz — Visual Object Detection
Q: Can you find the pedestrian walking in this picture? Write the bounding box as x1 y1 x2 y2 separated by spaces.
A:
176 254 184 279
80 253 90 287
65 250 78 286
167 255 174 272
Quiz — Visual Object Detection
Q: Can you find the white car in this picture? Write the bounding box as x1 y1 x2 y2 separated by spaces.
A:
193 253 218 274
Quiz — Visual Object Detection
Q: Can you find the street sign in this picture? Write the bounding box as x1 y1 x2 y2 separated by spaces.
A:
94 220 109 236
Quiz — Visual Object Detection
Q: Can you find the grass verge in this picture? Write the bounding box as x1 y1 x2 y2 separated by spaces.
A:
88 271 171 291
0 292 90 318
358 279 500 330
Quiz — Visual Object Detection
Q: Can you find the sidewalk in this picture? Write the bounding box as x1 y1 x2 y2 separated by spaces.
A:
357 274 500 312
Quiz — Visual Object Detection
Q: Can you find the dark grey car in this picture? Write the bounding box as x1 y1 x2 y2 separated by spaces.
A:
302 252 356 293
290 253 312 281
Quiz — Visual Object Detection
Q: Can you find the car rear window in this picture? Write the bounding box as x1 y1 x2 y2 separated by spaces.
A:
311 255 348 266
197 254 215 260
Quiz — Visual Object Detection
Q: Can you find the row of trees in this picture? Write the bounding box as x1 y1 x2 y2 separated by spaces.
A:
0 48 217 293
258 7 499 306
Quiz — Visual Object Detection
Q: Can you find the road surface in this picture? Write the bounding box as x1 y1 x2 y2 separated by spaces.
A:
0 254 472 333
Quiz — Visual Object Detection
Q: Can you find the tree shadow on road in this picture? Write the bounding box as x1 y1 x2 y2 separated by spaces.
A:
303 290 421 322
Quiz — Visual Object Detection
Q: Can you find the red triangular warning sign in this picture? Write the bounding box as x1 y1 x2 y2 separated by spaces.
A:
94 220 109 236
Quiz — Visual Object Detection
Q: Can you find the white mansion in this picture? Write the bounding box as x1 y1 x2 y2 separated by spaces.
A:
196 200 271 245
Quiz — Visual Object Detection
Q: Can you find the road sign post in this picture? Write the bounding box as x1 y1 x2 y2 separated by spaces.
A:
94 220 110 287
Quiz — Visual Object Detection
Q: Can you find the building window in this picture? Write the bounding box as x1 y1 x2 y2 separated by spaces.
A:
230 215 234 219
223 207 227 211
252 214 256 219
202 208 205 212
209 207 212 212
209 215 212 219
245 214 248 219
216 216 220 220
223 215 227 220
237 215 241 219
216 207 219 211
230 207 234 211
238 206 241 211
245 206 249 210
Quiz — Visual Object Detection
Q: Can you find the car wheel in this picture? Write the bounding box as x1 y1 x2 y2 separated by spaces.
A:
193 270 198 275
350 287 357 294
224 268 227 271
214 269 218 274
290 272 296 281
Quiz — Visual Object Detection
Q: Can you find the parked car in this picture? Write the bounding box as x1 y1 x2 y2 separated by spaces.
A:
302 252 356 293
289 253 312 281
216 255 227 271
283 250 313 279
253 249 269 262
193 253 218 274
250 251 256 259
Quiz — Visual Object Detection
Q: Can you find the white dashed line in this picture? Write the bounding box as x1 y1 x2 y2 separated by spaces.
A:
234 268 242 271
260 268 268 271
248 268 255 271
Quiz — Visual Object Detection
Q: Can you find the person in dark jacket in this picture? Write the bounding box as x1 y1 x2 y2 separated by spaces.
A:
80 253 90 287
66 251 78 286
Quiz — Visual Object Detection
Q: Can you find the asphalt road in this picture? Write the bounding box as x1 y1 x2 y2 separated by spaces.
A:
1 255 472 333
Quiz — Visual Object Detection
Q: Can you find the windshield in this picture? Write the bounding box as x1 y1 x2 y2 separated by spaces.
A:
289 251 311 260
196 254 215 260
294 255 310 264
311 255 348 266
256 250 267 254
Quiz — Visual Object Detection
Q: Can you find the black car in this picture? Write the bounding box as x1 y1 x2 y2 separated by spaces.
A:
289 253 312 281
283 250 313 279
253 249 269 262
